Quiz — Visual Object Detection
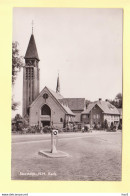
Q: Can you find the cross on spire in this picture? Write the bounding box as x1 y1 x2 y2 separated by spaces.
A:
32 20 34 34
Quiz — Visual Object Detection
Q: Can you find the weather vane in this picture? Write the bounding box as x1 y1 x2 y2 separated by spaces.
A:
58 69 60 76
32 20 34 34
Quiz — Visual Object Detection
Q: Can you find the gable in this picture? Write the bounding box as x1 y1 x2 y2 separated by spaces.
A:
30 86 75 116
82 101 120 115
97 101 120 115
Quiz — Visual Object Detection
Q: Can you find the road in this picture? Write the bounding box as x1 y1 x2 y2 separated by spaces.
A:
11 131 122 181
12 131 121 144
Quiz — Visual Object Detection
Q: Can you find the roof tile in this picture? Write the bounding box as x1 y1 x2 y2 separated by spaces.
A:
82 100 120 115
59 98 85 111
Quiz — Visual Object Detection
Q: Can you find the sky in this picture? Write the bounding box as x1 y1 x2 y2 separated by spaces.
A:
12 8 123 117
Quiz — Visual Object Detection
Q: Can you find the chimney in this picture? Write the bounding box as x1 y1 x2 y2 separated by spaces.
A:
105 99 108 102
99 98 102 102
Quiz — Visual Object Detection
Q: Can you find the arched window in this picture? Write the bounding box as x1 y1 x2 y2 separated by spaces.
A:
41 104 51 116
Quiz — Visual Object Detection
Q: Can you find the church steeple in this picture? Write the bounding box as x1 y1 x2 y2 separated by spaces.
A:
56 73 60 93
23 31 40 117
25 34 39 61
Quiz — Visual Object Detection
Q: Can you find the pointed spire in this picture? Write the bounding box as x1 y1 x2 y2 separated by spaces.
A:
25 32 40 61
56 73 60 93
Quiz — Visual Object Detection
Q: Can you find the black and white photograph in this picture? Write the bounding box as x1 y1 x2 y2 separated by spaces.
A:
12 8 122 181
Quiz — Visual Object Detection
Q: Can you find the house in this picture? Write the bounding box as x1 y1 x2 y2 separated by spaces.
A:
81 99 120 127
59 98 85 123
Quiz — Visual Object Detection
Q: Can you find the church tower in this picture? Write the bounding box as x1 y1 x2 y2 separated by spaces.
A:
23 32 40 117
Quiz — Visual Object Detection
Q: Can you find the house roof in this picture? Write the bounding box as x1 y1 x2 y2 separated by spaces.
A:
118 108 122 119
61 104 75 115
82 102 95 114
59 98 85 111
82 100 120 115
25 34 40 60
118 108 122 115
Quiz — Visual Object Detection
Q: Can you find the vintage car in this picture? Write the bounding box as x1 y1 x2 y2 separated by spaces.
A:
82 124 92 132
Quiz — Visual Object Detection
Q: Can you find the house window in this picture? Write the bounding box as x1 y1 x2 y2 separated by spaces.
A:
60 118 63 122
82 114 87 119
97 114 100 119
93 114 96 119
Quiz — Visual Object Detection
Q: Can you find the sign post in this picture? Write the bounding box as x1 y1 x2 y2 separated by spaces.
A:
39 128 69 158
51 129 58 154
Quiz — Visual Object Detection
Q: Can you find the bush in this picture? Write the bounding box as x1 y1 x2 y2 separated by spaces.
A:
107 122 117 132
93 123 97 130
43 126 51 133
93 123 100 130
113 125 117 132
110 122 114 130
104 120 108 129
118 122 122 130
84 125 89 131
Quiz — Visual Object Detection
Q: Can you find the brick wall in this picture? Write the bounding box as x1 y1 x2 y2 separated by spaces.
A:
29 88 66 128
72 110 83 122
81 105 103 125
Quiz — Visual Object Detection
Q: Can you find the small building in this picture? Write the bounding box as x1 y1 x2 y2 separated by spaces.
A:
81 99 120 127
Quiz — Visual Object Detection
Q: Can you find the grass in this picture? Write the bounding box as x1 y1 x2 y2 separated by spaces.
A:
11 131 122 181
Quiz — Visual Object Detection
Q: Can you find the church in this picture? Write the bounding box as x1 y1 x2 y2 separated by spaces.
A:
23 32 85 128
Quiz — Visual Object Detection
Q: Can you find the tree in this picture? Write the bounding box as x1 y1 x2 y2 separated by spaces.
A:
115 93 122 100
12 97 20 111
115 93 122 108
108 93 122 108
12 41 23 110
12 41 23 84
12 114 23 132
14 114 23 121
85 100 91 108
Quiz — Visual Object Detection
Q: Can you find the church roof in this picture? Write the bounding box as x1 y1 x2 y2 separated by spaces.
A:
48 88 63 99
82 100 120 115
30 86 75 116
59 98 85 111
61 104 75 116
47 88 75 115
25 34 39 60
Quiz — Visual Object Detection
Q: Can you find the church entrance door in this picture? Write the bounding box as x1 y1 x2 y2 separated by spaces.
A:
41 104 51 127
41 121 50 127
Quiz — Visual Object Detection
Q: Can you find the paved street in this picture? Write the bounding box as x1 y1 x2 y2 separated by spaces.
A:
11 131 122 181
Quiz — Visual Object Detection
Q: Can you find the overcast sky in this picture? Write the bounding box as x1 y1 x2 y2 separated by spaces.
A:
12 8 123 117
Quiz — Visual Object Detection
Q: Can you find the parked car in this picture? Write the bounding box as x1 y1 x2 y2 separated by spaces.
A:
82 124 92 132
